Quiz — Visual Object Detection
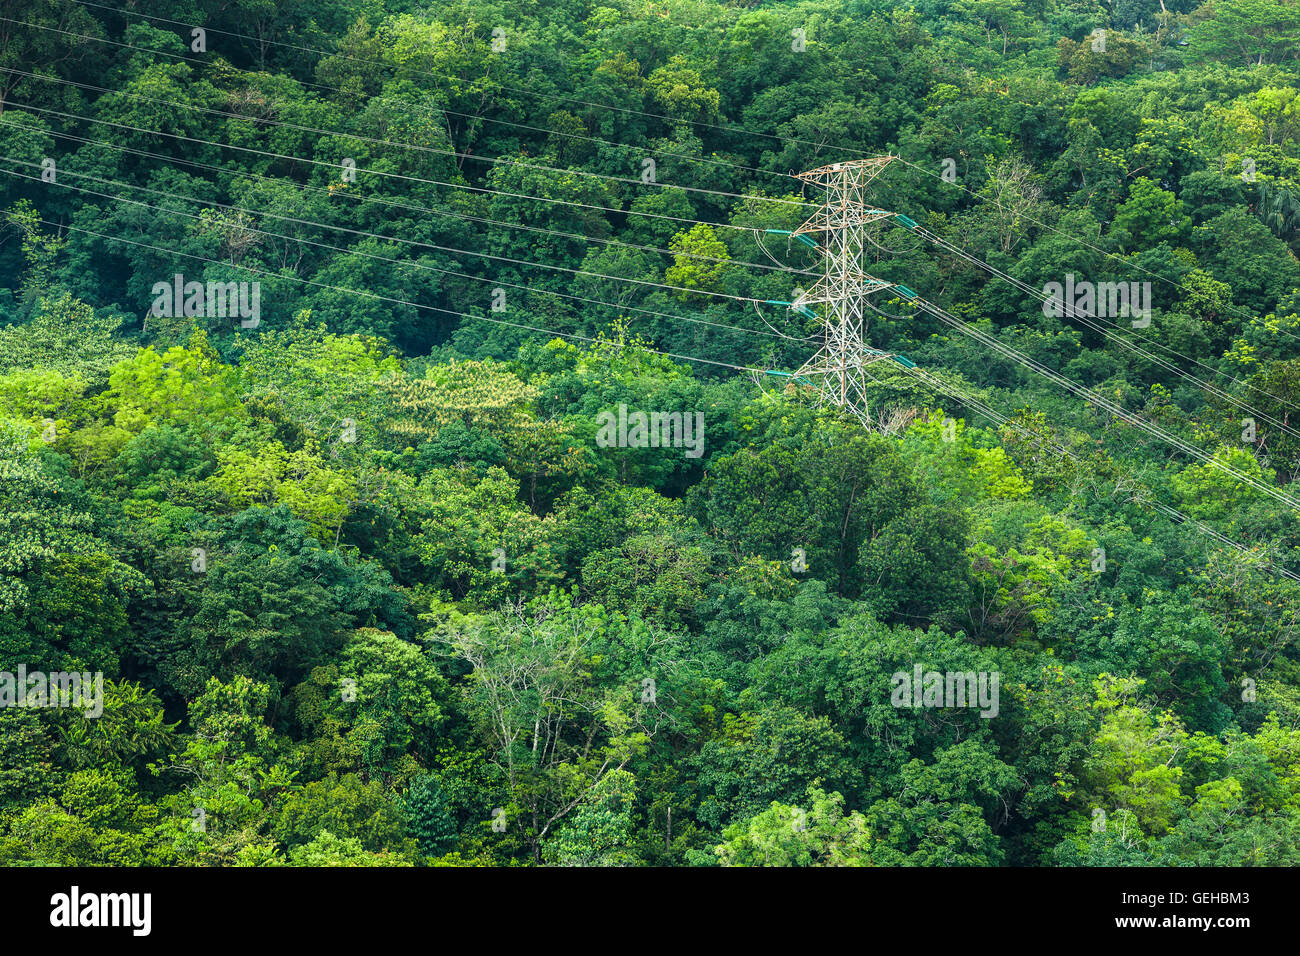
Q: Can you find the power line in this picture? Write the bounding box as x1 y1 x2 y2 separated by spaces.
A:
0 115 811 276
905 221 1300 444
49 0 1298 353
2 162 807 346
900 290 1300 512
0 51 813 208
890 153 1300 349
26 195 1296 586
858 296 1300 583
4 159 777 306
23 5 1300 501
20 212 771 378
4 99 787 238
53 3 1271 338
892 357 1300 583
50 1 798 186
15 2 1297 589
58 0 879 164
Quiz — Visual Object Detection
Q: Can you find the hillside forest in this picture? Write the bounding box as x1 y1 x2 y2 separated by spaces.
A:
3 0 1300 866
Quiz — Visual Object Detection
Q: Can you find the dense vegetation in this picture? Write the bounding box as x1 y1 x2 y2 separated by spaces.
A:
3 0 1300 866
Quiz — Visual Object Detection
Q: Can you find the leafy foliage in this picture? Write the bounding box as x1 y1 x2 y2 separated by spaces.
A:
2 0 1300 869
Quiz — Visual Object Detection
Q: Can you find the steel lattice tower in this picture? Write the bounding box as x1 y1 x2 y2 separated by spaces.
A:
791 157 897 422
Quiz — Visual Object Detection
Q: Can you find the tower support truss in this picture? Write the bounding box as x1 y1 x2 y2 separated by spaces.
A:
790 157 897 422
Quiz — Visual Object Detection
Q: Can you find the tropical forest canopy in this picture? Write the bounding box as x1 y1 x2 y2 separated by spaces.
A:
3 0 1300 866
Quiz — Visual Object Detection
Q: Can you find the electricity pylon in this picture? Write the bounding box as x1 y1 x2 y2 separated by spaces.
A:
790 157 898 423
